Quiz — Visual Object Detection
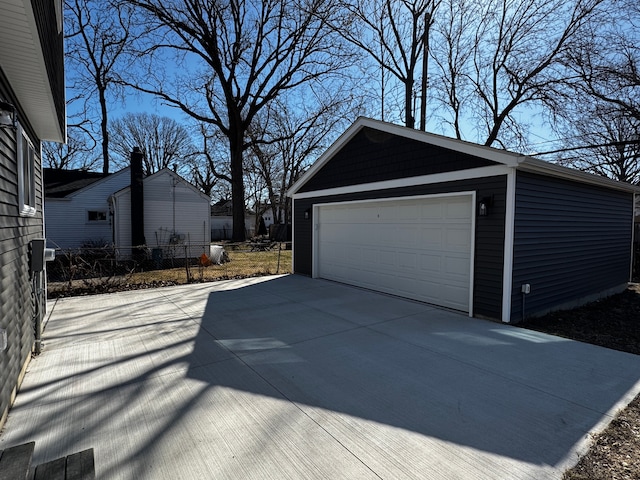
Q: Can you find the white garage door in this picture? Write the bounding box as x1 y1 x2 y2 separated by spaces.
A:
316 195 473 312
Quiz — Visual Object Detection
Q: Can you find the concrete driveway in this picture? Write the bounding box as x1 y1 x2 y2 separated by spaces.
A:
2 275 640 479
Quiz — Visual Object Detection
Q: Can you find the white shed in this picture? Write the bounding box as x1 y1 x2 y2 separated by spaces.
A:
110 168 210 259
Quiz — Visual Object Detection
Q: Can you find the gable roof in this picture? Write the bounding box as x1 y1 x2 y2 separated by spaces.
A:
288 117 640 196
111 168 210 202
44 168 107 198
44 167 131 199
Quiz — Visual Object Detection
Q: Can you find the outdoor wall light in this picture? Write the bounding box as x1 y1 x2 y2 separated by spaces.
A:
478 196 493 217
0 100 16 129
304 208 311 220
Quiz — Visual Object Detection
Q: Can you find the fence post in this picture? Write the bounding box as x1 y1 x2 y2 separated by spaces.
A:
184 244 191 282
276 242 282 274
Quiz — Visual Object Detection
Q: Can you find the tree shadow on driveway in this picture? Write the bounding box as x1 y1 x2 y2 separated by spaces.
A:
2 275 640 479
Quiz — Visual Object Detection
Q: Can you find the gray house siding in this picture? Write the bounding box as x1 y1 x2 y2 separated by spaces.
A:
0 0 64 429
0 74 44 428
294 176 507 320
298 127 499 193
511 171 633 322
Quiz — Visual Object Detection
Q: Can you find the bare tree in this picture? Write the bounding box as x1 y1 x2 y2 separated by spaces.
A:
429 0 606 148
429 0 478 139
188 153 219 200
123 0 349 241
43 126 99 170
246 94 353 225
337 0 439 129
548 106 640 184
564 0 639 122
110 113 196 175
544 0 639 184
65 0 135 175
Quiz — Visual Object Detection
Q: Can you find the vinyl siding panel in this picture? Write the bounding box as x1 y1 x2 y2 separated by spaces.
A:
299 127 498 192
0 75 44 429
294 176 507 320
114 170 210 258
144 172 210 255
511 171 633 322
44 169 130 248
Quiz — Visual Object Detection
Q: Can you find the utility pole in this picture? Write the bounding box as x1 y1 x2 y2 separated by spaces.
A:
419 11 431 132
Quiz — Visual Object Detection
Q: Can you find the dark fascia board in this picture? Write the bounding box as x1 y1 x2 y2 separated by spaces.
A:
287 117 640 196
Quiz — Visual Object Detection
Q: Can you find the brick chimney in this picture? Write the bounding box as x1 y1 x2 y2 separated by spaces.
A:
130 147 145 251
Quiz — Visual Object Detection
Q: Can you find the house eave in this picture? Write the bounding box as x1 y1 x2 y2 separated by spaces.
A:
0 0 65 142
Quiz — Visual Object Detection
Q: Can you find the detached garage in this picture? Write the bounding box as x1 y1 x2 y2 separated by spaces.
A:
288 117 639 323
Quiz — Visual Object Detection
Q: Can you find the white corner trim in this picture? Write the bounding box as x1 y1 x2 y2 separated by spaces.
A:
311 204 320 278
291 165 512 199
469 191 476 318
291 198 295 273
631 193 637 282
501 170 517 322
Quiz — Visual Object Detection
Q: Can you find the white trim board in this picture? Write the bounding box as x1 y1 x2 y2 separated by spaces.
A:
501 171 517 323
292 166 512 200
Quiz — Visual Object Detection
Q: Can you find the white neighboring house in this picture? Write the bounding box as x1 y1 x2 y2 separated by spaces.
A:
110 168 211 259
44 168 131 249
45 167 210 259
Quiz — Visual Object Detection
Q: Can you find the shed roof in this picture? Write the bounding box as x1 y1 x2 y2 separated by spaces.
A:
288 117 640 196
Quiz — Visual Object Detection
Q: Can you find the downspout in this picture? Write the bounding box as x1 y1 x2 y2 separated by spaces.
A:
108 194 116 246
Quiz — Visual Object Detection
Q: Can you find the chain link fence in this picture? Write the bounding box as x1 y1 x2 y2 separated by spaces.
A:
46 240 292 298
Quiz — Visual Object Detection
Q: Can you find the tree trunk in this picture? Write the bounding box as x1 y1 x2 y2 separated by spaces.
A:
230 138 246 242
99 87 110 175
405 71 415 129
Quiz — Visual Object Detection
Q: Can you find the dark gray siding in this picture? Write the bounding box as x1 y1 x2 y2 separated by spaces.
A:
511 171 633 322
0 72 44 428
294 176 507 320
299 127 498 192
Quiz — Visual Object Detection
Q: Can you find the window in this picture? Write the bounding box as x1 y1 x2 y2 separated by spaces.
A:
17 124 36 216
87 210 108 222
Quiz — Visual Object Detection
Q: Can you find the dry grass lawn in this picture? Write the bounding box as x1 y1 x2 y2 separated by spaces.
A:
48 247 292 297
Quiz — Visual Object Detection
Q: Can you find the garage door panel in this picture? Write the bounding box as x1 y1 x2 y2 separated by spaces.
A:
419 254 442 274
421 202 443 219
317 196 472 312
421 227 443 247
446 227 472 249
397 251 418 270
446 199 473 218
